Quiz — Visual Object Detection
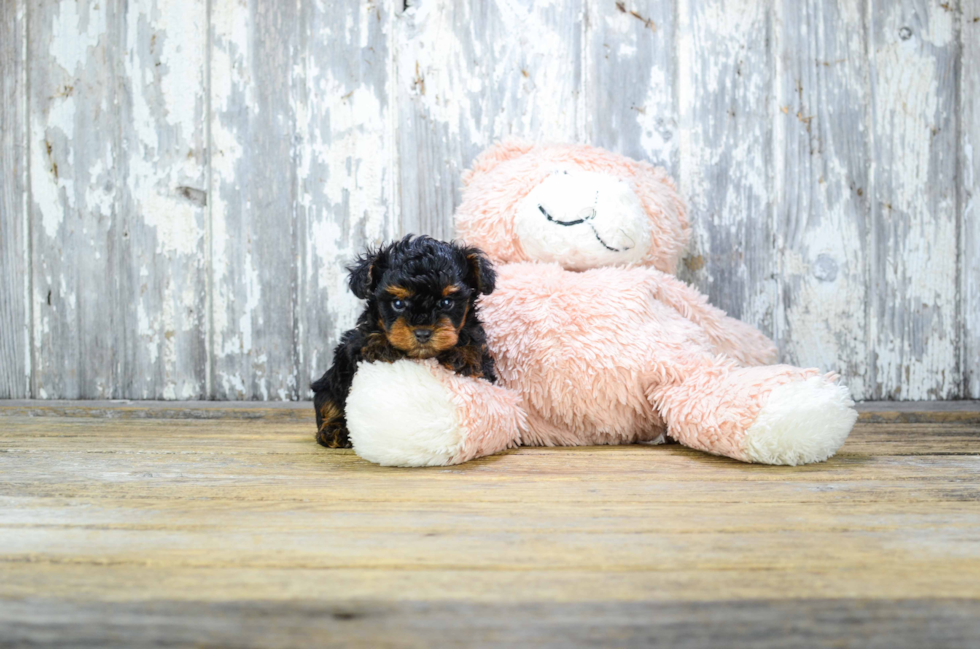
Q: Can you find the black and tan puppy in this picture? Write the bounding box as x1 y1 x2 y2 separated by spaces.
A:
311 235 497 448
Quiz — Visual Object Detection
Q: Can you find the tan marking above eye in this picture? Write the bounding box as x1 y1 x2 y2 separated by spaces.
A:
442 284 461 297
386 286 413 299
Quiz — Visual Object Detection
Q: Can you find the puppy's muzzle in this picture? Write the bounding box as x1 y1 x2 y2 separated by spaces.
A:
413 329 433 343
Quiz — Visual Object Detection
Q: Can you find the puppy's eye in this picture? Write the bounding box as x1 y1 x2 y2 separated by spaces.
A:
438 298 454 310
392 299 407 311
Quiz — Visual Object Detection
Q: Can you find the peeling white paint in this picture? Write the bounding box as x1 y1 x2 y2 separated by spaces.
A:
310 218 361 333
138 302 159 366
638 65 671 163
317 82 389 223
31 117 70 240
157 0 205 128
50 0 104 74
141 192 202 256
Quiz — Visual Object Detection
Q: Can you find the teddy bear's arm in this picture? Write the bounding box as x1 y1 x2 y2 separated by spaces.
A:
645 270 778 366
346 359 526 467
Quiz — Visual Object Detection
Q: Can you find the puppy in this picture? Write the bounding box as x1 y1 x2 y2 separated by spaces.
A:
311 235 497 448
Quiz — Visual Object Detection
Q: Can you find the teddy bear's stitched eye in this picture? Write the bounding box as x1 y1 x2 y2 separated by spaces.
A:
439 298 454 310
392 299 406 311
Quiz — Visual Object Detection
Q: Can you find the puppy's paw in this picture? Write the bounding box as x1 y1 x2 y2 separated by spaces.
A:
346 360 466 467
315 423 352 449
314 400 352 448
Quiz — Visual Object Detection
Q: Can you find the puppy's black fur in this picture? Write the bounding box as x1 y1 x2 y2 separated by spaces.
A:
311 235 497 448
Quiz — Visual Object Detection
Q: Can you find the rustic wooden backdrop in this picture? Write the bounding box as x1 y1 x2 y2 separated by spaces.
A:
1 0 977 401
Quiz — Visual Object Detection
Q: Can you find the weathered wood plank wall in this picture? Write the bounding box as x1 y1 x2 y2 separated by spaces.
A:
1 0 977 401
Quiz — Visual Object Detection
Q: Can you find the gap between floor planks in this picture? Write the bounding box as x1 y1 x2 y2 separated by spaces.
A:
1 399 979 422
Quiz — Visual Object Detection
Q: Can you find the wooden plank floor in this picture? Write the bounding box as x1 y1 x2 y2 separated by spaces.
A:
1 403 979 648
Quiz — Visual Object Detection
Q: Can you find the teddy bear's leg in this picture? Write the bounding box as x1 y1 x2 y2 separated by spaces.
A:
648 358 857 465
646 270 778 366
345 359 526 467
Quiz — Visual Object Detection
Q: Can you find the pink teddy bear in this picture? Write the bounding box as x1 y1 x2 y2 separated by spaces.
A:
345 141 857 467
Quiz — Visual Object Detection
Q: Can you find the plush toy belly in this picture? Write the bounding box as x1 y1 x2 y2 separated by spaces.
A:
477 262 712 447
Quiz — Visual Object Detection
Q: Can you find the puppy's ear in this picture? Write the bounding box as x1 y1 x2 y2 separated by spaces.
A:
347 245 388 299
461 246 496 295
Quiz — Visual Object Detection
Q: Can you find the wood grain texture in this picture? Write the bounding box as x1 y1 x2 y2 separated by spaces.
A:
28 0 209 399
0 0 29 398
586 0 677 174
963 0 980 398
868 0 960 399
0 412 979 647
395 0 584 239
772 0 872 395
675 0 776 333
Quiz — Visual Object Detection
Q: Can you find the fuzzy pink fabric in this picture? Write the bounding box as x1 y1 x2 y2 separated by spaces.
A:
477 262 785 449
424 360 527 464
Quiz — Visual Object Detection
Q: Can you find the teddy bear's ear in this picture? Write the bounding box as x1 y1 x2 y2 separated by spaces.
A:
461 138 536 186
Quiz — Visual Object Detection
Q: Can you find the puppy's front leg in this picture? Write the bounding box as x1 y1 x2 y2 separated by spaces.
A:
311 330 364 449
438 344 496 383
314 396 349 448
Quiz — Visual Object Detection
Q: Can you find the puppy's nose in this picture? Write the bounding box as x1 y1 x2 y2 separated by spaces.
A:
413 329 433 343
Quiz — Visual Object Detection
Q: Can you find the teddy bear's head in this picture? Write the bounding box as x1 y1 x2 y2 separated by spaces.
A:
455 140 689 273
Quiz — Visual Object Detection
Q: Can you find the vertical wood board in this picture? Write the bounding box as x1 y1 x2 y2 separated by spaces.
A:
868 0 959 399
29 0 116 398
675 0 776 333
118 0 210 399
0 0 30 398
962 0 980 398
210 0 301 399
771 0 872 393
586 0 678 175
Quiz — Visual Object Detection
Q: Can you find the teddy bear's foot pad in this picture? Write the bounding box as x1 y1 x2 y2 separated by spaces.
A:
741 376 858 466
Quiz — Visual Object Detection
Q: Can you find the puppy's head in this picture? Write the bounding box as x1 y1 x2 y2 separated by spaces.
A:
348 235 495 359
